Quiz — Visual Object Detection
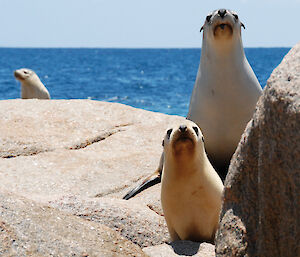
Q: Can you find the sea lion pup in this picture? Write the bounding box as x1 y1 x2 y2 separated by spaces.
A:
14 68 50 99
123 9 262 200
161 121 223 242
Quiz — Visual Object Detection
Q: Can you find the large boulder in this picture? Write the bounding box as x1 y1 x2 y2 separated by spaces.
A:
215 43 300 256
0 99 215 256
0 190 145 256
0 99 177 206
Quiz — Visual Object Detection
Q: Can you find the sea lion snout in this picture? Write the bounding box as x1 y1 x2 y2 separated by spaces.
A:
14 69 31 81
218 9 227 18
179 125 187 132
14 70 21 80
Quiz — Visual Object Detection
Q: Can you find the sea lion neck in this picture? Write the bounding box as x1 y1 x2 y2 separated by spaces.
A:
200 35 245 64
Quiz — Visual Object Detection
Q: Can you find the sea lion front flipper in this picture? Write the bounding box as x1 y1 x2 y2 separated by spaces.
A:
123 153 164 200
122 169 161 200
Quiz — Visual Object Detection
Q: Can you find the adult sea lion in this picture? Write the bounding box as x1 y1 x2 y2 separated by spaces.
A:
123 9 262 200
187 8 262 177
14 68 50 99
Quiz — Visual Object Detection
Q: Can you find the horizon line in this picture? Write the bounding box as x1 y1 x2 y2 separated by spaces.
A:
0 46 292 49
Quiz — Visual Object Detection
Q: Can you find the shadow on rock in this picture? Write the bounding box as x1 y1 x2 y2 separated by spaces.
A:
169 240 200 256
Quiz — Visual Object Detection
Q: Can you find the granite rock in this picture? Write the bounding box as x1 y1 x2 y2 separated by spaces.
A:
143 241 215 257
0 99 185 202
0 99 215 256
215 42 300 256
0 190 145 256
48 195 169 248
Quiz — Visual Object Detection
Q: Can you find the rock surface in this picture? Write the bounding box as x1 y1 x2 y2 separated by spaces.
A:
143 241 215 257
215 42 300 256
0 99 215 256
48 196 168 248
0 99 179 202
0 190 145 256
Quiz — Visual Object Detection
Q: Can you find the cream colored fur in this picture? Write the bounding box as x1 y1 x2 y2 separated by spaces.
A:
14 68 50 99
161 120 223 242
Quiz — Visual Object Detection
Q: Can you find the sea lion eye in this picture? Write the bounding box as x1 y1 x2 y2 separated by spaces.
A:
192 126 199 136
233 14 238 20
24 71 28 74
166 129 173 139
206 14 212 22
162 140 164 146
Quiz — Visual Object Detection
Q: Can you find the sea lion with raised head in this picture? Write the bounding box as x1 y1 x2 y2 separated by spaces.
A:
123 9 262 200
188 9 262 177
161 121 223 242
14 68 50 99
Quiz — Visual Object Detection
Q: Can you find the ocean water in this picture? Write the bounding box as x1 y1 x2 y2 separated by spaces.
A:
0 48 289 117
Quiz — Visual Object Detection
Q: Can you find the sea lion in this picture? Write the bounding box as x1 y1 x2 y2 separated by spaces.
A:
14 68 50 99
187 9 262 177
123 9 262 200
161 121 223 242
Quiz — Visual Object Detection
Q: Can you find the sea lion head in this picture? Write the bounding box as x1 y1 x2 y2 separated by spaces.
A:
14 68 36 82
162 121 205 160
14 68 50 99
200 9 245 42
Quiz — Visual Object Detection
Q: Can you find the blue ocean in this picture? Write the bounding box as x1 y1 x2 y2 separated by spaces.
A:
0 48 289 117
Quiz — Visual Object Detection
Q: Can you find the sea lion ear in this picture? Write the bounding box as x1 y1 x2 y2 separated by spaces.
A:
200 26 204 32
241 22 245 29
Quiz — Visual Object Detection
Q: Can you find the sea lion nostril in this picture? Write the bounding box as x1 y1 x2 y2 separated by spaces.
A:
179 125 187 132
218 9 226 18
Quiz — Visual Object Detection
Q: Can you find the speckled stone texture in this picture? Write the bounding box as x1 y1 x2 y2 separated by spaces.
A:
0 99 215 256
48 195 168 248
215 42 300 256
0 191 145 257
143 241 215 257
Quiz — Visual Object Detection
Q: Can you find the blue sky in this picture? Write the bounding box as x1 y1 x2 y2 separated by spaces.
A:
1 0 299 48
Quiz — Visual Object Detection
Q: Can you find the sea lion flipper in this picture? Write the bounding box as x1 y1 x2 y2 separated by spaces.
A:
123 152 164 200
122 168 161 200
